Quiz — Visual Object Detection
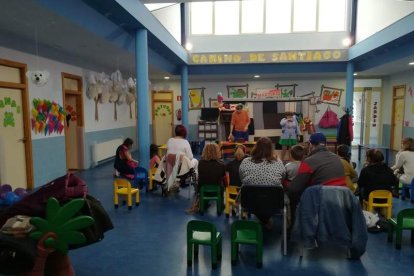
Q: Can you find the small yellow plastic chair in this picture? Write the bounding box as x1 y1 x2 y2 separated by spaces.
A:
363 190 393 219
387 208 414 249
113 178 140 210
148 166 157 191
187 220 222 270
225 186 240 218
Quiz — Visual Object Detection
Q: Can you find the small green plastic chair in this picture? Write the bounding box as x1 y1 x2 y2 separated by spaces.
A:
199 185 223 216
231 220 263 268
187 220 222 270
387 208 414 249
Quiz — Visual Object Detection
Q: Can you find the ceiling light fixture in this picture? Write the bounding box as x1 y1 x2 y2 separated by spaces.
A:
164 76 170 80
342 37 352 47
254 75 260 78
409 61 414 66
353 73 358 76
185 42 193 51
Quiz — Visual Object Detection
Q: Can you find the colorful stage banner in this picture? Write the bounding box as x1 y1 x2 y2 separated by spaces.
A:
251 88 281 99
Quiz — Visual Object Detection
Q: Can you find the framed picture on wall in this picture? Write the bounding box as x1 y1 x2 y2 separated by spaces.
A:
209 98 219 108
320 85 343 106
227 84 249 99
188 87 205 110
275 83 297 98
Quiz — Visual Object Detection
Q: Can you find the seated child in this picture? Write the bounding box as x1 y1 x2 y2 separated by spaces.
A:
225 145 247 187
337 144 358 192
283 145 304 188
149 144 161 169
225 145 247 215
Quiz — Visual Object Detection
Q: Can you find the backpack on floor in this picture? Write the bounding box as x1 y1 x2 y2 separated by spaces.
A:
0 173 87 226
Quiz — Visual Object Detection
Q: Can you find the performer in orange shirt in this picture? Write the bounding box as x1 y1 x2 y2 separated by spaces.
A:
228 103 250 142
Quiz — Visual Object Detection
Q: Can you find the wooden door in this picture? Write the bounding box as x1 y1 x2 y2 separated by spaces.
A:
152 91 174 146
391 86 405 150
62 73 84 171
0 59 33 189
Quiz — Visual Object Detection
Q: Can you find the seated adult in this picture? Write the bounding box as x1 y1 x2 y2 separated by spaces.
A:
337 144 358 192
357 149 398 206
114 138 138 178
239 137 286 228
391 137 414 187
166 124 198 170
287 132 346 217
186 143 225 214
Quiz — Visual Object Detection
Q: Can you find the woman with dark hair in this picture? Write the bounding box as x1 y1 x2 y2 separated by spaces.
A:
114 137 139 177
240 137 285 187
166 125 198 169
357 149 398 206
239 137 286 228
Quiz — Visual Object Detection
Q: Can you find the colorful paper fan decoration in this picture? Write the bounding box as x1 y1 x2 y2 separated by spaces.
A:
31 99 66 135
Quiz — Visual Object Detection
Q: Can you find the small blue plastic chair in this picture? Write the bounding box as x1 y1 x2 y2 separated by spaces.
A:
134 167 149 192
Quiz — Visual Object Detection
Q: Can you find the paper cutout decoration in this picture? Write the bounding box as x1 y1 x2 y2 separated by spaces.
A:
26 70 50 86
31 98 65 135
3 111 14 127
154 104 172 117
0 96 21 128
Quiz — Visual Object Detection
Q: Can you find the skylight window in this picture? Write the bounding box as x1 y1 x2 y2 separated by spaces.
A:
145 3 177 12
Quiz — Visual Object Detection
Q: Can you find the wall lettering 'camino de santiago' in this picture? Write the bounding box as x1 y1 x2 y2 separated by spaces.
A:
190 50 346 64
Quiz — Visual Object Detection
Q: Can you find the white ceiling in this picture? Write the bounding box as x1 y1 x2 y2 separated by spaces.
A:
0 0 135 76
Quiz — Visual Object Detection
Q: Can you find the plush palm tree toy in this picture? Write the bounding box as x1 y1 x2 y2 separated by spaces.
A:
26 197 94 276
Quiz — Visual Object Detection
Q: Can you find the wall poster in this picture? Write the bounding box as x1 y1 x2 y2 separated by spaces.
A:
188 87 205 110
320 85 343 105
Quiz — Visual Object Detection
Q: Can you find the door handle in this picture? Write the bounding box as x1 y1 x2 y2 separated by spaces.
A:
18 138 26 143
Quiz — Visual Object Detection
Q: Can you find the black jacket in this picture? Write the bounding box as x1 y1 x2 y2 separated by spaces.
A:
198 160 225 192
225 158 244 187
357 163 398 200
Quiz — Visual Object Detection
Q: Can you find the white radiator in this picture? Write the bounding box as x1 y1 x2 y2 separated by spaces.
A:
91 138 123 167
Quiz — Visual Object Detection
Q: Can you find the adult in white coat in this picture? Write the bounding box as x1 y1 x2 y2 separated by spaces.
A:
391 137 414 185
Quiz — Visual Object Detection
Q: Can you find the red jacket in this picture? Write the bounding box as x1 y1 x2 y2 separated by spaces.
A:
287 146 346 200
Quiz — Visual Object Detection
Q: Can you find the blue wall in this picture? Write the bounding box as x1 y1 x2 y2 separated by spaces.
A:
404 126 414 140
382 124 414 148
382 124 391 148
31 126 137 187
84 126 137 169
32 136 67 188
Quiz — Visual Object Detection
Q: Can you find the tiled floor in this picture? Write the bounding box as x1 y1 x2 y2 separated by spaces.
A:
68 148 414 276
